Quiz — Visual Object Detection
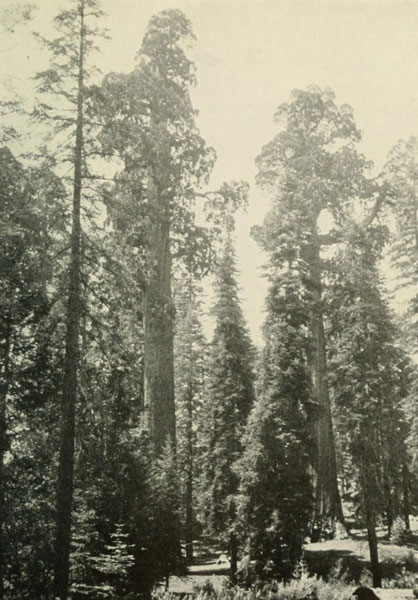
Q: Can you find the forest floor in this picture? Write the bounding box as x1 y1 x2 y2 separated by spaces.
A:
166 540 229 594
165 518 418 595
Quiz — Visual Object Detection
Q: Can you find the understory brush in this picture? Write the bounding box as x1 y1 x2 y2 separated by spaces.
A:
154 550 418 600
198 574 352 600
155 568 354 600
381 550 418 588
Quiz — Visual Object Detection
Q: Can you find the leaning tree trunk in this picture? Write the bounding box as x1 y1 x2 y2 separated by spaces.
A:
143 173 176 456
53 5 85 598
309 222 345 536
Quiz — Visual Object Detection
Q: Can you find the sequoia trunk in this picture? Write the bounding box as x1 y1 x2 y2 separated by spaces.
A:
310 221 345 532
143 173 176 455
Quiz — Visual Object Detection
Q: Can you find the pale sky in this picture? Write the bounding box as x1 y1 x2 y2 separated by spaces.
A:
2 0 418 343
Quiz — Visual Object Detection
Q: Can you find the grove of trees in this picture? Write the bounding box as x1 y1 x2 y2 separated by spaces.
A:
2 2 418 599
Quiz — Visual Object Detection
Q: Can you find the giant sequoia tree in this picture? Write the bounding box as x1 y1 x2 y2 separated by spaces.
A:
99 10 215 455
254 86 373 531
98 10 247 455
4 4 418 596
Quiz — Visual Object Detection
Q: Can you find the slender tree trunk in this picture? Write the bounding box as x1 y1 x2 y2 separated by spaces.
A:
384 474 393 538
361 467 381 587
143 173 176 455
0 308 12 600
402 463 411 532
185 382 194 563
229 532 238 585
53 4 85 598
309 222 344 532
377 402 394 538
0 389 5 600
366 517 381 588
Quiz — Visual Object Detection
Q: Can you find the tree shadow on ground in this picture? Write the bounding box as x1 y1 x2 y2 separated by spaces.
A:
304 548 368 582
305 538 418 583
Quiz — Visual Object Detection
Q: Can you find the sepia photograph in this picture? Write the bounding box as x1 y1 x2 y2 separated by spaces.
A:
1 1 418 599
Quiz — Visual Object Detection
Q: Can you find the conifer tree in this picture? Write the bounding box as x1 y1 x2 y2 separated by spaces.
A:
254 86 377 533
384 137 418 289
34 1 107 597
382 132 418 538
98 10 247 456
200 223 255 582
97 10 214 455
86 524 135 599
236 233 313 580
0 150 32 599
0 148 67 598
174 273 207 563
328 225 410 586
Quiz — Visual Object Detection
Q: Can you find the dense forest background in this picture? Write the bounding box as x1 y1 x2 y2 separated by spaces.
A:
3 2 418 600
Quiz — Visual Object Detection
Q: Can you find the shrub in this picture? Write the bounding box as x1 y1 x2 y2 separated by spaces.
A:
391 518 412 545
190 574 353 600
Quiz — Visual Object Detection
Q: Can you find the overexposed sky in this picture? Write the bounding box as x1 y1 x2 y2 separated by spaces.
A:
2 0 418 343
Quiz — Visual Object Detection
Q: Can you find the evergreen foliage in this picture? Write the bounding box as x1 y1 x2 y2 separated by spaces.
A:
236 260 313 580
200 229 255 580
0 148 66 599
384 137 418 290
327 225 410 585
253 85 375 531
174 274 208 562
2 4 418 598
98 8 216 456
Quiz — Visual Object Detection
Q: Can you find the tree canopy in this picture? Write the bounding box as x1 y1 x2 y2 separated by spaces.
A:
1 5 418 599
